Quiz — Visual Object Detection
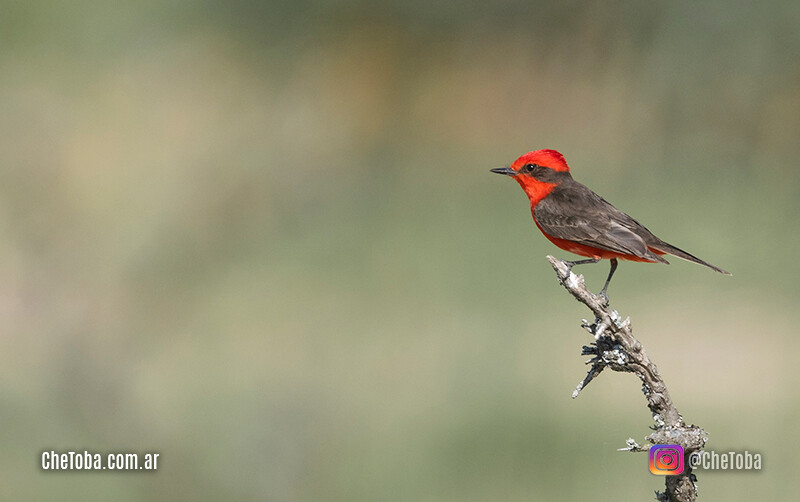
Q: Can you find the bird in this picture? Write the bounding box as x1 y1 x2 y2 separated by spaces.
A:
491 149 730 301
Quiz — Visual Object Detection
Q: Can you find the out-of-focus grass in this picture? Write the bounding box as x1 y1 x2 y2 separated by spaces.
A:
1 1 798 500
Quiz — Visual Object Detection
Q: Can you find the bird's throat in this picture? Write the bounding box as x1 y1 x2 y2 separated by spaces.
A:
515 178 558 206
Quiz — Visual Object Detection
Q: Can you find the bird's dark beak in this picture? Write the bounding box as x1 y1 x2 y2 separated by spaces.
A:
490 166 516 176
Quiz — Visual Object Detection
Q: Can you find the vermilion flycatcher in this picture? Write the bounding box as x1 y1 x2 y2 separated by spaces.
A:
492 149 730 299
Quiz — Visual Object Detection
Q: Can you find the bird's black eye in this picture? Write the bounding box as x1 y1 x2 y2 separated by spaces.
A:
522 163 537 173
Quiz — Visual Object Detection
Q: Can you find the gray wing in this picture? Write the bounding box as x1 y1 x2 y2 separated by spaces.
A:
534 181 669 263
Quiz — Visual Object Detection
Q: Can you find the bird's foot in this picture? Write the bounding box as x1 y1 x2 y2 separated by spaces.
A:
597 290 610 307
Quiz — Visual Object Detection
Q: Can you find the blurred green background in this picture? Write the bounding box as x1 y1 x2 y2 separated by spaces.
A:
2 1 798 500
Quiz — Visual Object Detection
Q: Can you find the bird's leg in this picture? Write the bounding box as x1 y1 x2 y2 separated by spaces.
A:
563 257 601 274
598 258 618 306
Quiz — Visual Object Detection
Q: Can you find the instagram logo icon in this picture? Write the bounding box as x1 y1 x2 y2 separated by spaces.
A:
649 444 684 475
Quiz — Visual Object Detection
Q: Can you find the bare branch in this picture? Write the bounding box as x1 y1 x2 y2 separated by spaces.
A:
546 255 708 502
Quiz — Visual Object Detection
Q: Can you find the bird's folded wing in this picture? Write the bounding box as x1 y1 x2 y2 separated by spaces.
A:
533 184 667 262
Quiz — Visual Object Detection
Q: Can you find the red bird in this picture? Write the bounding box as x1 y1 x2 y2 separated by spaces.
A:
491 149 730 300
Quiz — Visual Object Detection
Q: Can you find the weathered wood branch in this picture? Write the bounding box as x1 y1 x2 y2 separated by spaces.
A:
546 256 707 502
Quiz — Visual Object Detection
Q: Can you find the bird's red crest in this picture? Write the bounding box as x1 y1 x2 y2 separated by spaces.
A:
511 149 570 172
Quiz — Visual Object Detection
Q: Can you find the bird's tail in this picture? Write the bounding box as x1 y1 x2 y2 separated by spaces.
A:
649 241 731 275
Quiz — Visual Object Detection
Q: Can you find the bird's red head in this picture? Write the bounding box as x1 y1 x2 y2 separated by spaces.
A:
491 149 571 205
510 149 570 173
